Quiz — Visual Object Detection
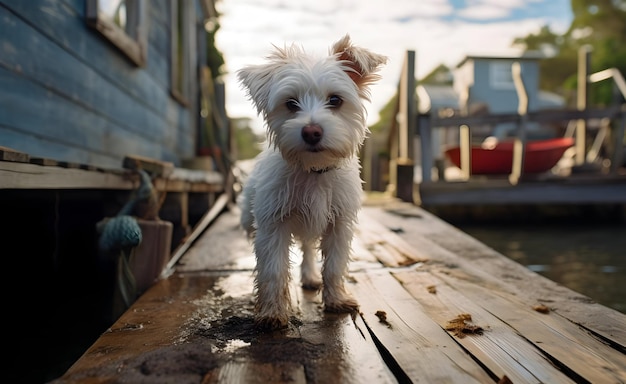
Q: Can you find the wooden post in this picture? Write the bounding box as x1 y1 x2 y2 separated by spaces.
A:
419 114 433 183
130 219 173 294
458 88 471 180
388 116 398 196
613 111 626 174
576 46 591 165
510 62 528 185
395 51 416 202
459 124 471 180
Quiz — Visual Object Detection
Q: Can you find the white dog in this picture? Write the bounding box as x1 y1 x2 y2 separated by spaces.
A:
237 35 387 329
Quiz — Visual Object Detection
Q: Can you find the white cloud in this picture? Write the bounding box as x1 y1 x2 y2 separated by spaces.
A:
215 0 572 132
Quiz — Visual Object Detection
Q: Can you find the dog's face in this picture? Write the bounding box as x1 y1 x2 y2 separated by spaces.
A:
238 35 387 172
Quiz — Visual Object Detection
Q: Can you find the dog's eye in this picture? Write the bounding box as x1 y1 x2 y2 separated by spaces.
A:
327 95 343 108
285 99 300 112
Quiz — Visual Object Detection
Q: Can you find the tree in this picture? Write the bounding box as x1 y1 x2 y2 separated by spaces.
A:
513 0 626 106
232 118 263 160
206 21 225 80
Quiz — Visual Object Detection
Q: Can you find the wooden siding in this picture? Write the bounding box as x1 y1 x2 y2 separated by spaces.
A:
0 0 204 169
460 58 540 113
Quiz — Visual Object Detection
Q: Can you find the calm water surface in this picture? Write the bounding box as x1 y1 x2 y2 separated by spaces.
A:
457 223 626 314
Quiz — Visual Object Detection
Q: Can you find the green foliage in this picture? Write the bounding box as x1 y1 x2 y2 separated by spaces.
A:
370 94 398 134
514 0 626 106
232 118 263 160
421 64 453 85
206 22 225 80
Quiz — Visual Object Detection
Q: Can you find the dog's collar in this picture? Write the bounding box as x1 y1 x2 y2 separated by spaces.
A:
311 166 337 174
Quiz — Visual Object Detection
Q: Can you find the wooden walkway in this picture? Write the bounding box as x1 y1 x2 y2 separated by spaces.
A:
51 197 626 383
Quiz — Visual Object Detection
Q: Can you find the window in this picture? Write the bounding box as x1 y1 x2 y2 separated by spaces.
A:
170 0 191 105
86 0 147 66
489 61 515 90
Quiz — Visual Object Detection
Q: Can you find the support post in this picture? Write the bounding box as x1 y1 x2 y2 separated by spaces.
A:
459 124 471 180
419 114 433 184
395 50 416 202
576 46 591 165
458 88 471 180
612 111 626 174
510 61 528 185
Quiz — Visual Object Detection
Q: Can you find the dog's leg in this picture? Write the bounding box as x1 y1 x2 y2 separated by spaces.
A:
253 223 293 329
320 217 359 312
300 239 322 290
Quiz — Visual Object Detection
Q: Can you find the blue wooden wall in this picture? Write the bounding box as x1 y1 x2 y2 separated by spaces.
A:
469 58 540 114
0 0 206 168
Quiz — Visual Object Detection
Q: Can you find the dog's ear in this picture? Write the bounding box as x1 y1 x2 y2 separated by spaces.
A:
237 44 303 115
237 64 274 115
331 34 387 90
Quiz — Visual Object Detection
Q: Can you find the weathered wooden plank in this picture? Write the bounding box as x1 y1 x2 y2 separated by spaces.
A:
392 269 580 383
187 181 224 193
426 106 623 128
0 161 134 190
204 361 307 383
292 286 398 384
357 212 429 267
170 167 225 184
28 157 62 167
123 154 175 178
152 178 224 193
419 179 626 205
51 273 225 383
398 268 626 383
0 145 29 162
349 269 494 383
0 160 223 193
362 203 626 345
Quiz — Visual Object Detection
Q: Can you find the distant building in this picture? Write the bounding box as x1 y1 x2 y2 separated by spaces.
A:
417 52 565 162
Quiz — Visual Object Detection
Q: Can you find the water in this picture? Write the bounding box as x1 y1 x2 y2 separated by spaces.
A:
457 222 626 314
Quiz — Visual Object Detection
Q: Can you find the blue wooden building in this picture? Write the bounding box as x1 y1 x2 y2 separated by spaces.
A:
0 0 226 169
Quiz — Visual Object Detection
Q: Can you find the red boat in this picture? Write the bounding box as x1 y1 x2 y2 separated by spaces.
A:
444 137 574 174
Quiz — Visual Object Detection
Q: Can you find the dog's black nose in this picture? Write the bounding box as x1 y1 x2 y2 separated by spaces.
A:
302 124 323 145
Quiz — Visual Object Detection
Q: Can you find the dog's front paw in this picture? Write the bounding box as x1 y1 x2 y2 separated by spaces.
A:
324 296 359 313
254 315 290 330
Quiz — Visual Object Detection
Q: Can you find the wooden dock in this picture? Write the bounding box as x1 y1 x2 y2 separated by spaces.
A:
51 196 626 383
417 172 626 207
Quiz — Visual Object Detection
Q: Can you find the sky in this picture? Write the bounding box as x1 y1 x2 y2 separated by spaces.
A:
214 0 573 132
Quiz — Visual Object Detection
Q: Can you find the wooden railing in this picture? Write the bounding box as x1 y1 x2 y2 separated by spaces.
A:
386 48 626 202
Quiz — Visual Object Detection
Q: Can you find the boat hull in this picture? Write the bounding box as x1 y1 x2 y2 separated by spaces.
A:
444 137 574 174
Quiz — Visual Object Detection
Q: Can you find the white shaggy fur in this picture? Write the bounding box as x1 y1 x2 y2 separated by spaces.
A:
237 35 387 329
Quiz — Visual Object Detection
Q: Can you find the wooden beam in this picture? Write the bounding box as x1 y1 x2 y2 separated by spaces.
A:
0 161 135 190
426 107 621 128
510 61 528 185
576 46 591 165
395 51 415 202
0 160 223 193
0 146 29 163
